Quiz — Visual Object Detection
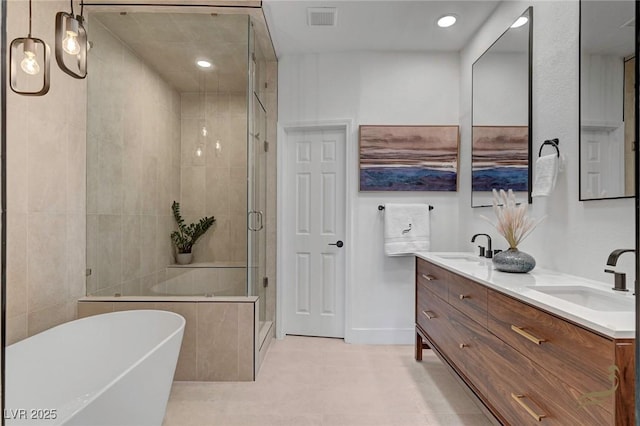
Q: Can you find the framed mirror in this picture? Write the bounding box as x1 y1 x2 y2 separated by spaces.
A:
579 1 635 200
472 8 532 208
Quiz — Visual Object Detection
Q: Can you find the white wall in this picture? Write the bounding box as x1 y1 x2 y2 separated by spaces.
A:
460 1 635 284
278 0 636 345
473 52 528 126
279 51 460 343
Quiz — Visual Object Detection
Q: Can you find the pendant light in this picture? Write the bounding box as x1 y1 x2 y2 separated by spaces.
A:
9 0 51 96
55 0 88 79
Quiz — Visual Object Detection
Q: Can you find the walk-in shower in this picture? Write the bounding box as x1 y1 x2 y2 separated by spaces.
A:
83 6 277 378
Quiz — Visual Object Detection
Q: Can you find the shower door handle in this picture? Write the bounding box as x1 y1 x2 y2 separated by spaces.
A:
256 211 264 231
248 211 264 232
248 211 258 231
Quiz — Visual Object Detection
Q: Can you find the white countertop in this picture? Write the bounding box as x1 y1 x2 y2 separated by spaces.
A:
415 252 636 339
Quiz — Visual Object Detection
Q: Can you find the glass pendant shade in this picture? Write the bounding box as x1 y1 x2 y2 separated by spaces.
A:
9 0 50 96
20 38 40 75
62 16 81 55
9 37 51 96
55 11 87 79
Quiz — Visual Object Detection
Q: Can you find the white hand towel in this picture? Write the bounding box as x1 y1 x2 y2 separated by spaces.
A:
384 203 431 256
531 154 559 197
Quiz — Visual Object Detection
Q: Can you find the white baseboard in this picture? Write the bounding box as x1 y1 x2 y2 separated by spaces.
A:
345 327 415 345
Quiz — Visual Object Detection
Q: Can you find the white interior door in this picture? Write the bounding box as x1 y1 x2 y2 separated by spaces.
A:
581 128 624 198
283 127 346 338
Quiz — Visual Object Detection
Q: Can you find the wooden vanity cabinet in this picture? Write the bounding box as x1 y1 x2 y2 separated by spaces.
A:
415 257 634 425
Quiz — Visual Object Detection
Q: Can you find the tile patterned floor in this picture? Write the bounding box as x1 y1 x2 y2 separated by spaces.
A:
163 336 494 426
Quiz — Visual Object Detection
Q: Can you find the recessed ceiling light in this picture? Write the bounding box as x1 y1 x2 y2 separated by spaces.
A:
511 16 528 28
437 15 457 28
196 59 212 69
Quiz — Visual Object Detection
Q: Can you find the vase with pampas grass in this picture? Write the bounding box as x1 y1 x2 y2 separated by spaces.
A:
482 189 545 273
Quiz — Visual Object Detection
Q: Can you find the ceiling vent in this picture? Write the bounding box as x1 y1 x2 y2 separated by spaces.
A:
307 7 337 27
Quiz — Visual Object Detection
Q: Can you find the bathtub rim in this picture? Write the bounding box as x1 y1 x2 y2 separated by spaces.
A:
62 310 185 424
6 309 186 425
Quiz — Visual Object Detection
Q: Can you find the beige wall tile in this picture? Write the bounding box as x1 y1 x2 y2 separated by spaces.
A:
157 214 175 271
7 92 28 214
112 301 157 312
97 215 123 290
86 131 99 216
6 314 27 346
27 99 68 213
86 214 98 295
156 302 198 381
121 278 141 296
27 301 76 337
7 213 27 318
77 302 115 318
122 215 141 282
238 302 256 380
182 93 204 119
67 214 87 299
180 166 207 216
97 137 124 215
122 133 143 215
197 303 240 381
140 216 158 276
68 101 87 214
141 156 158 215
28 214 68 312
94 284 123 297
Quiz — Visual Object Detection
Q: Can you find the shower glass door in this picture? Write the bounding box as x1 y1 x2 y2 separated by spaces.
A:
247 21 268 332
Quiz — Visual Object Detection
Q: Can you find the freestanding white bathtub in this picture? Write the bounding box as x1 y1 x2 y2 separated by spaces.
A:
5 310 185 425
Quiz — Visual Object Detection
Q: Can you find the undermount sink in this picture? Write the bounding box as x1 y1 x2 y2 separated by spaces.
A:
435 254 484 262
528 286 634 312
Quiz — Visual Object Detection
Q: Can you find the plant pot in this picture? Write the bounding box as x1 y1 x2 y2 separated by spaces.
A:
176 252 193 265
492 248 535 273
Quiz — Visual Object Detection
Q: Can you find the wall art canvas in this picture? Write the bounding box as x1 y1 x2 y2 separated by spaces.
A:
359 125 459 191
472 126 528 192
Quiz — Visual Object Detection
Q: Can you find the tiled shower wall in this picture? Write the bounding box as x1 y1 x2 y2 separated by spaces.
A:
6 0 87 343
180 92 247 264
86 18 182 296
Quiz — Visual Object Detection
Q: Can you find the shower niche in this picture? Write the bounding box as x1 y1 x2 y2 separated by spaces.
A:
84 8 277 340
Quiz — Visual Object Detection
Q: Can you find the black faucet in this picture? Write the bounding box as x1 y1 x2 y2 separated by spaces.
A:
471 233 493 258
605 249 635 292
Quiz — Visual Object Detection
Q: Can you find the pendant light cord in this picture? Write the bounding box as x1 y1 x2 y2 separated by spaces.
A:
70 0 74 16
27 0 32 37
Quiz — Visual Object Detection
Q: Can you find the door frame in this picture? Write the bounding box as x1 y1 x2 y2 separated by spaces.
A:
276 119 354 340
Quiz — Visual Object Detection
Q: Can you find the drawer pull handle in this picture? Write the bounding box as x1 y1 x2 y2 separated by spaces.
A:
422 310 435 320
511 325 546 345
421 274 435 281
511 393 547 422
459 343 468 349
459 294 468 300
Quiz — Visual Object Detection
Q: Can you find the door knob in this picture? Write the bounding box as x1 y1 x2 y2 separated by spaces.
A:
328 240 344 248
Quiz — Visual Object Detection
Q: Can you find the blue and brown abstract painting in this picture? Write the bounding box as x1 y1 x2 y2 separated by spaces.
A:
472 126 528 192
359 125 459 192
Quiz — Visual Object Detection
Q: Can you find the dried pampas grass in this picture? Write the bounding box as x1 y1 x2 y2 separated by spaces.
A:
481 189 545 249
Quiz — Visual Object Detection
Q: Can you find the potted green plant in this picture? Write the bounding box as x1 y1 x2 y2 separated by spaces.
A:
170 201 216 265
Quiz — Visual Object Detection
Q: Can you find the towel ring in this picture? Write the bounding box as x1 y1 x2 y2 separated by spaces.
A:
538 138 560 158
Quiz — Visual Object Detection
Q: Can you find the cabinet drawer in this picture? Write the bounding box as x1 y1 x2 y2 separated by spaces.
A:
453 301 612 425
488 289 615 413
448 274 487 327
416 285 467 370
416 258 448 300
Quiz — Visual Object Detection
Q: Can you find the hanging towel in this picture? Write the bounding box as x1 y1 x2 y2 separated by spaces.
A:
531 153 559 197
384 203 431 256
